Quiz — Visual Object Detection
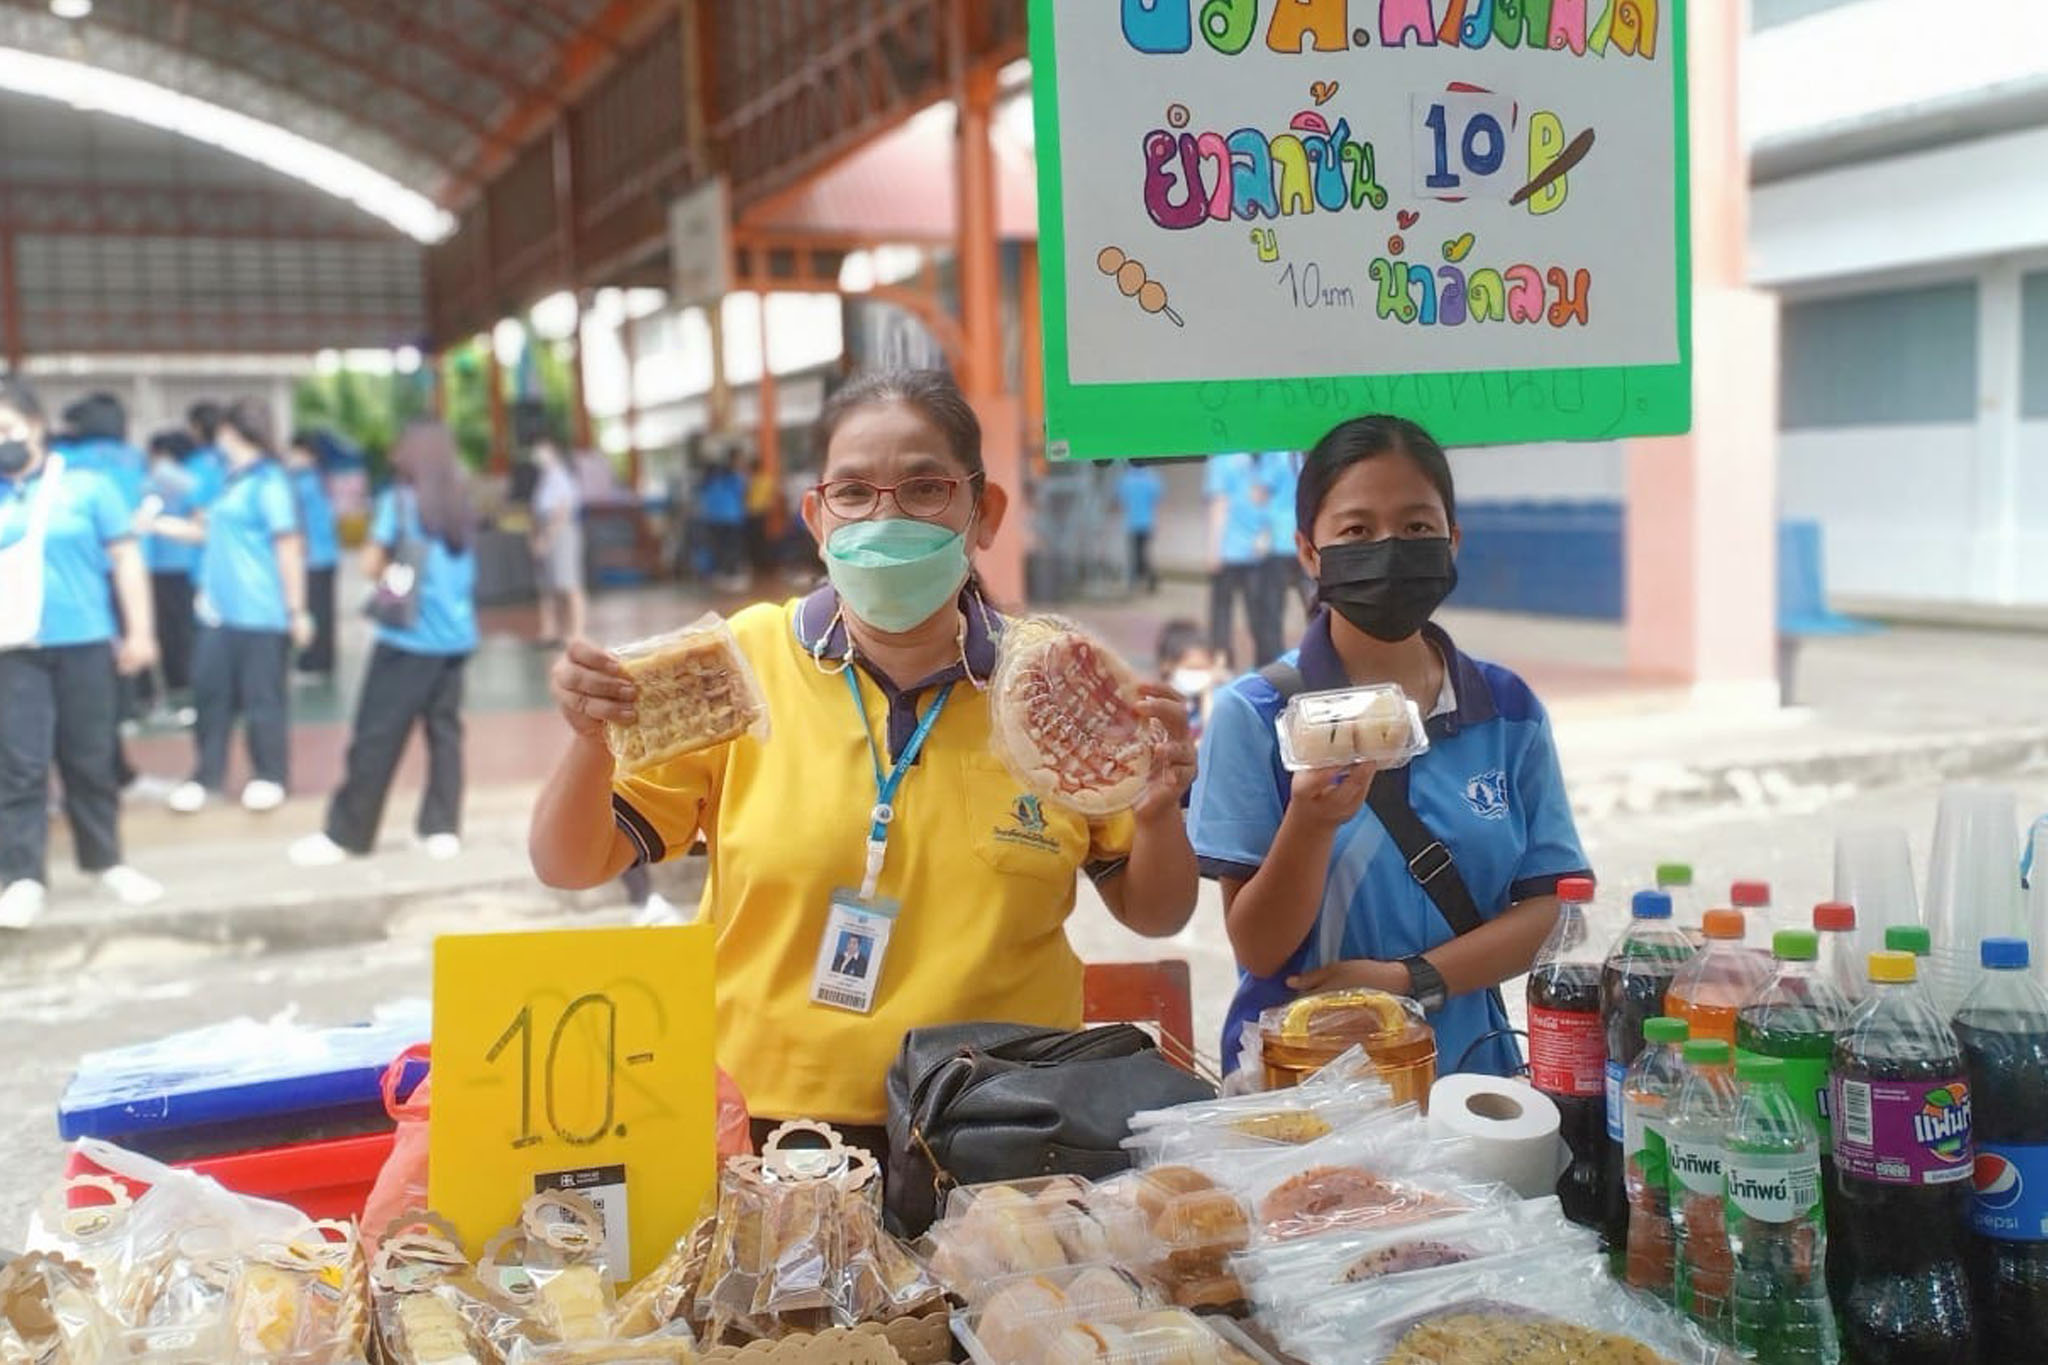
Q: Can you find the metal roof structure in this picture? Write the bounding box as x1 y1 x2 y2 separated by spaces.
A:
0 0 1028 358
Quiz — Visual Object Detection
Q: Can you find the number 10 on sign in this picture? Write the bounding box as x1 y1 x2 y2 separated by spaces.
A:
430 925 716 1279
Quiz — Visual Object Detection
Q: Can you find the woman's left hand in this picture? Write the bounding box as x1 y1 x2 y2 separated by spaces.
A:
1287 958 1412 995
1131 684 1198 821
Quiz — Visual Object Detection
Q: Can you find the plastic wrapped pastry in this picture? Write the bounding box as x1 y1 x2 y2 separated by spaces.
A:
1274 684 1428 772
606 615 770 774
990 617 1156 815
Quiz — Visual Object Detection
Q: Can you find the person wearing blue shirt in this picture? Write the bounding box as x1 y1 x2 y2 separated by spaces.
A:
1188 415 1591 1080
151 398 310 816
1205 452 1285 667
142 429 202 704
1117 461 1164 594
698 456 750 590
290 421 478 867
286 432 341 678
1259 449 1309 621
0 377 165 929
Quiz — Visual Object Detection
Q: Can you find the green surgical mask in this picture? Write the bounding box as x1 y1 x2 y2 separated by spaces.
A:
823 518 970 633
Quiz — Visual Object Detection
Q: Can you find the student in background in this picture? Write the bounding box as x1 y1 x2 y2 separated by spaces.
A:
531 438 586 647
1206 452 1283 667
697 456 750 592
0 376 164 930
1117 460 1164 595
153 398 309 815
290 422 477 866
1155 617 1225 743
141 430 201 715
745 454 777 575
286 432 341 680
1261 449 1309 622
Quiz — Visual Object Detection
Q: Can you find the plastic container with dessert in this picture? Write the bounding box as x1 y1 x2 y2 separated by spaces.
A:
961 1264 1159 1363
1256 989 1437 1109
957 1304 1265 1365
1091 1165 1254 1312
924 1176 1151 1291
1274 683 1428 772
605 613 770 775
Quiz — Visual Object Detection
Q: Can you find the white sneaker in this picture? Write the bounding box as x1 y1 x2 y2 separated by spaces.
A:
632 892 687 927
166 781 208 814
241 780 287 813
418 833 462 861
122 774 178 804
288 834 350 868
0 880 48 930
99 865 164 907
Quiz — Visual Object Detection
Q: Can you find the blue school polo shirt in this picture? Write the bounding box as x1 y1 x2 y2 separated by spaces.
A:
369 489 477 656
1118 465 1164 534
1205 454 1275 566
62 437 147 513
1260 451 1299 557
1189 611 1591 1079
196 458 298 632
0 458 131 647
290 465 340 571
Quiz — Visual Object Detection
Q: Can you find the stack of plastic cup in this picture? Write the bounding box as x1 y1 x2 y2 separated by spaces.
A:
1833 826 1920 974
1921 785 2024 1019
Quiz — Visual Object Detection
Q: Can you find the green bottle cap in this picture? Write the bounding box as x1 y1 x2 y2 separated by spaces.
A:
1656 863 1694 887
1644 1017 1690 1045
1683 1039 1732 1065
1773 929 1820 962
1737 1056 1785 1083
1886 924 1932 956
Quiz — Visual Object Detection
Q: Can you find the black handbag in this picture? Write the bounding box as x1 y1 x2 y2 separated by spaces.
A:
883 1021 1216 1238
365 489 428 630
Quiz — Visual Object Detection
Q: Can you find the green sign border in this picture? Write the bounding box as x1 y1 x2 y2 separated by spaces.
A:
1028 0 1694 459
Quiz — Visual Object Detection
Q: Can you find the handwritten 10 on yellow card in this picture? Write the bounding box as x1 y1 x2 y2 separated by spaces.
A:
430 924 715 1280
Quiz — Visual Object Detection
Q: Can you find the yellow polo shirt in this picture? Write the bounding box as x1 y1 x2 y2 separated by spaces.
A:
612 596 1135 1125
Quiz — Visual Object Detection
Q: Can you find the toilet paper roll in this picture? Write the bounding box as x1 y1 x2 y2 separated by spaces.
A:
1427 1073 1566 1199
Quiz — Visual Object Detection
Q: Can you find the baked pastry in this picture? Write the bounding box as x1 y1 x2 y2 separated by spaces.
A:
1259 1167 1455 1240
1386 1311 1679 1364
1121 1311 1225 1365
977 1275 1069 1362
1276 685 1420 769
991 618 1153 815
1153 1189 1251 1275
1278 989 1413 1041
1131 1166 1218 1221
1064 1266 1147 1321
608 623 766 773
1166 1271 1245 1311
1226 1110 1333 1144
1341 1240 1474 1281
394 1292 482 1365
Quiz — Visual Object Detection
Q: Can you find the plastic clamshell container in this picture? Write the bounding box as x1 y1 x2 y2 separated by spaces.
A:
932 1177 1152 1285
1256 990 1439 1109
957 1307 1259 1365
965 1265 1159 1363
1274 684 1428 773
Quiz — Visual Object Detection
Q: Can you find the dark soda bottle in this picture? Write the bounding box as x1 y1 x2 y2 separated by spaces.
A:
1527 876 1606 1230
1601 888 1697 1273
1955 936 2048 1357
1830 949 1978 1364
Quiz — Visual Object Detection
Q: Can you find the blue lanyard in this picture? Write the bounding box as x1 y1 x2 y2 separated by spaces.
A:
843 667 954 899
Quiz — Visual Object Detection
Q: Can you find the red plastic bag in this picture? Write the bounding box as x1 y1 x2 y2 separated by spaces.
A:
359 1045 752 1248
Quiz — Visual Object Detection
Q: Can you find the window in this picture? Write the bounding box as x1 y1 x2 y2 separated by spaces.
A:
2022 270 2048 420
1754 0 1867 30
1780 282 1979 429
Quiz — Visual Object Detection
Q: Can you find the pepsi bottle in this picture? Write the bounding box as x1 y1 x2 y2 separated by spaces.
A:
1955 936 2048 1355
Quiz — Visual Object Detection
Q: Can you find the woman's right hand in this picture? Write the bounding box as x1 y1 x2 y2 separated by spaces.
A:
1287 762 1376 829
551 640 637 739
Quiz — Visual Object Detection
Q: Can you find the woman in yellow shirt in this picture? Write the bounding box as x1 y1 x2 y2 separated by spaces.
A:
529 370 1200 1151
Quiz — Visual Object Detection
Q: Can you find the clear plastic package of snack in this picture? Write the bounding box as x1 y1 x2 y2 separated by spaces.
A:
1275 1250 1726 1365
988 616 1159 816
1256 989 1438 1107
1020 1308 1264 1365
927 1176 1154 1290
1085 1166 1251 1312
961 1265 1158 1363
1236 1198 1592 1318
1274 683 1428 773
1122 1073 1400 1169
606 614 770 775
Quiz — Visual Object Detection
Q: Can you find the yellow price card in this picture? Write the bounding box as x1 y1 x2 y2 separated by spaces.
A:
430 924 715 1279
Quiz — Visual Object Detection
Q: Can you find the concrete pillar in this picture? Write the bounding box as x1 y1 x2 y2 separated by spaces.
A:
1624 0 1779 707
0 228 22 374
1976 263 2024 606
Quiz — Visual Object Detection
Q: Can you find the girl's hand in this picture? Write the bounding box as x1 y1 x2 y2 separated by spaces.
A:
1287 761 1375 830
1131 684 1198 820
1287 958 1410 994
551 639 637 739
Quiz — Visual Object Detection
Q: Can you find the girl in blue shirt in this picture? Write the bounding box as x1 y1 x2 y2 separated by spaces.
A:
1188 415 1591 1079
289 421 478 866
286 432 342 679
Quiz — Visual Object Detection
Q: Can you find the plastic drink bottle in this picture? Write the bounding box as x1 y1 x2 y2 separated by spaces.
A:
1738 928 1853 1311
1886 922 1932 961
1621 1016 1691 1289
1814 901 1865 1005
1954 936 2048 1357
1829 950 1978 1363
1527 876 1606 1230
1726 1055 1841 1364
1600 891 1696 1262
1659 861 1703 945
1668 1038 1739 1338
1734 879 1779 950
1667 909 1769 1051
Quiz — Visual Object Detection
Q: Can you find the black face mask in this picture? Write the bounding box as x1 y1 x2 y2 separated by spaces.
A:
0 440 31 477
1316 537 1457 642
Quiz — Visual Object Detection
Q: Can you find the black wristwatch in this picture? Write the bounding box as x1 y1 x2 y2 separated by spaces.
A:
1402 955 1448 1012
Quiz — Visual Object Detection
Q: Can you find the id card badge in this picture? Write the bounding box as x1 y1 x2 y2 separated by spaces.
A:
810 889 898 1014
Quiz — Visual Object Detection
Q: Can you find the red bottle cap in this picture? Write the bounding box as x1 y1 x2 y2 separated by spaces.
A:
1731 881 1771 908
1702 908 1746 940
1558 877 1595 903
1813 901 1856 933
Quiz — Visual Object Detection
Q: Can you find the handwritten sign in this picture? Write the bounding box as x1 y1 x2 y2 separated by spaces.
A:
1031 0 1693 457
430 925 716 1279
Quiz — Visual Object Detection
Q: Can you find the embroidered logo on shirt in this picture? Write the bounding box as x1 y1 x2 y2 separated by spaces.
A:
994 794 1062 852
1464 769 1511 821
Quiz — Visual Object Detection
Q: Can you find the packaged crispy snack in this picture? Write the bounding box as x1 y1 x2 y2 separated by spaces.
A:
607 615 769 774
989 616 1158 816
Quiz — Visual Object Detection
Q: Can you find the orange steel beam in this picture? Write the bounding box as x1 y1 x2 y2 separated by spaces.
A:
756 292 782 536
324 0 554 113
485 342 509 476
951 5 1003 399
